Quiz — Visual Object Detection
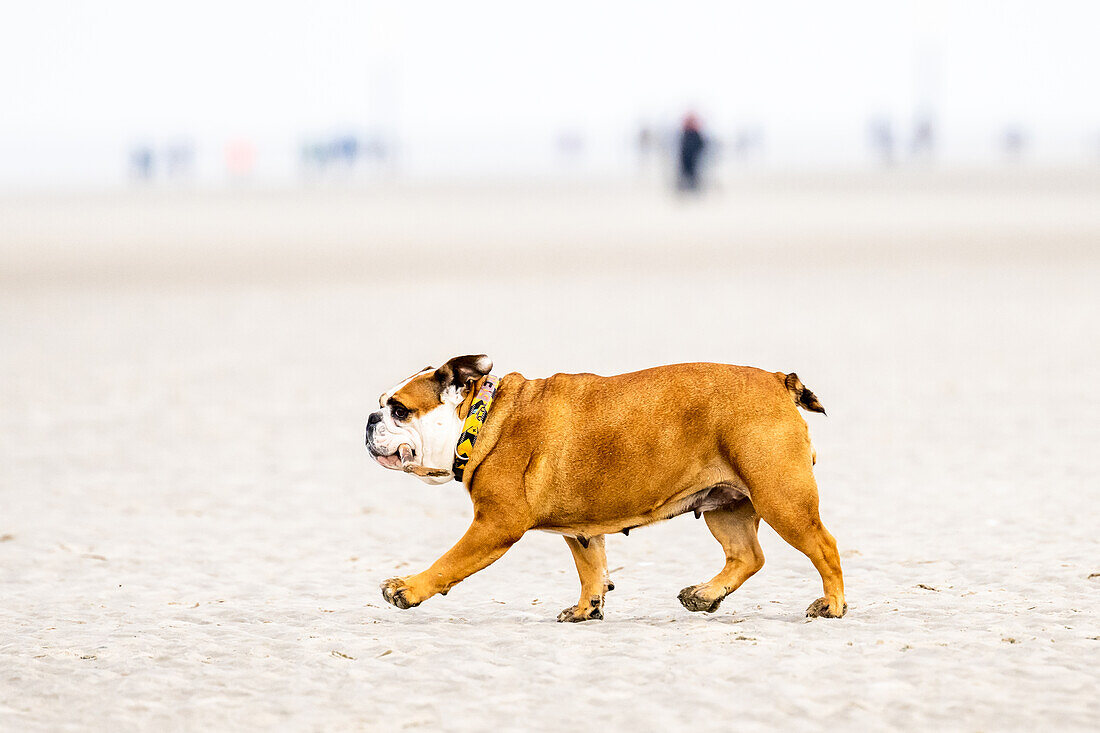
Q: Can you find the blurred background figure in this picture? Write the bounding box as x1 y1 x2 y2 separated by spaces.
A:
165 140 195 183
1002 125 1027 161
635 124 654 175
333 135 360 172
362 133 390 167
867 117 895 167
677 112 707 192
556 130 585 169
300 139 327 179
128 145 154 183
910 112 936 163
300 134 372 182
225 139 256 181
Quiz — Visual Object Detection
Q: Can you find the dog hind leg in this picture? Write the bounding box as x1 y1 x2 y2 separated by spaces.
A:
746 462 847 618
558 535 609 622
678 499 765 613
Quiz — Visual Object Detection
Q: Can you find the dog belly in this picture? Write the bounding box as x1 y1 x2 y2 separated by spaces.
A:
538 481 748 538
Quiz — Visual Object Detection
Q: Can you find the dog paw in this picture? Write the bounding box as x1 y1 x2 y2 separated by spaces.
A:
380 577 420 610
557 596 604 623
677 584 724 613
805 597 847 618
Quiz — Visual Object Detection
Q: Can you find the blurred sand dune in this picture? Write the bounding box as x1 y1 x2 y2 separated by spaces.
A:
3 170 1099 286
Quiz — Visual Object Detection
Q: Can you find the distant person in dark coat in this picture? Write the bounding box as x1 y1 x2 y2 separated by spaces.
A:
677 113 707 192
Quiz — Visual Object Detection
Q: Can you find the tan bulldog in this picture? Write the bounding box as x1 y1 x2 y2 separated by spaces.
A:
365 355 846 622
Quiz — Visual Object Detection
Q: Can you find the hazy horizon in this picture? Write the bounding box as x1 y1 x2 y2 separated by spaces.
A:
4 0 1100 186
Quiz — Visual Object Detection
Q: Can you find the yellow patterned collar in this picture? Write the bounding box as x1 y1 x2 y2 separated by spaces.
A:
452 375 499 482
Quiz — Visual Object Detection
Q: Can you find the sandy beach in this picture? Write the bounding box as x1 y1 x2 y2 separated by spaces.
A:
1 171 1098 731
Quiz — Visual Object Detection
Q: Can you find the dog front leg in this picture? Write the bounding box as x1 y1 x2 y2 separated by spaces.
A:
380 516 524 610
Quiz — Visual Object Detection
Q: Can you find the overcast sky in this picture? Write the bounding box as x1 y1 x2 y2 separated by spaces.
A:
2 0 1098 182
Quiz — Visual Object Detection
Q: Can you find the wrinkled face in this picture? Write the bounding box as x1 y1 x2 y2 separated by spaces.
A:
365 355 492 485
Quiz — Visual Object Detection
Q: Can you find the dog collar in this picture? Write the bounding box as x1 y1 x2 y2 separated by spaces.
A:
452 375 499 482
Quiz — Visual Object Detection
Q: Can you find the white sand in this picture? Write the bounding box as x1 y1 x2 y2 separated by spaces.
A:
1 172 1098 731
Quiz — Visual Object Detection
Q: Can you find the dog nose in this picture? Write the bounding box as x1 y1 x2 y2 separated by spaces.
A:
367 412 382 427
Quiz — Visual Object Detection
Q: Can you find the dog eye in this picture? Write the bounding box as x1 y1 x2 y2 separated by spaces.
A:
391 404 409 421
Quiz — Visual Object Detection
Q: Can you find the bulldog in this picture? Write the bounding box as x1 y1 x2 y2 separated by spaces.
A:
365 355 846 622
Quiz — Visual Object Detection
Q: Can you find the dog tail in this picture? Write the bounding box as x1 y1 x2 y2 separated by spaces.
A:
782 372 826 415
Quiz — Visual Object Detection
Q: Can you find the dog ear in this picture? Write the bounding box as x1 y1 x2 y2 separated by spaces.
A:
434 354 493 389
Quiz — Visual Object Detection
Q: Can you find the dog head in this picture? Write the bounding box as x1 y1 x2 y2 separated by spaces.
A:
365 354 493 485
